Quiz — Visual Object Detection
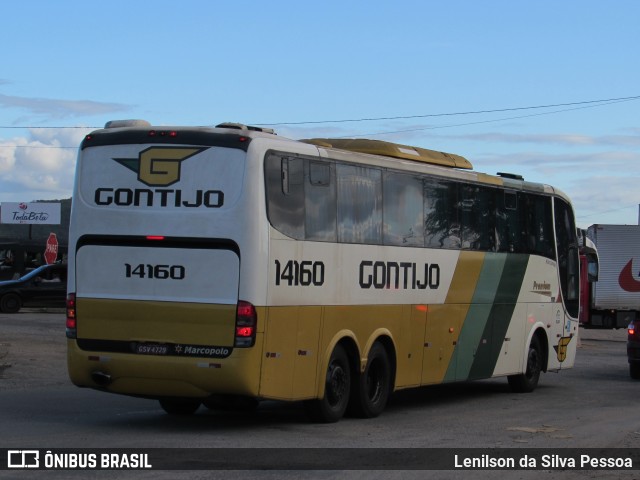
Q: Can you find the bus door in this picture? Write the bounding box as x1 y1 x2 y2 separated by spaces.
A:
552 198 580 370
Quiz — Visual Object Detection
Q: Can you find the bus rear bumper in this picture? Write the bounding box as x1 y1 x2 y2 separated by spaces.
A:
66 338 263 399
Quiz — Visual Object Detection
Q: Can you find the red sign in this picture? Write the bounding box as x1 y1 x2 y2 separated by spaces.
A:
44 233 59 265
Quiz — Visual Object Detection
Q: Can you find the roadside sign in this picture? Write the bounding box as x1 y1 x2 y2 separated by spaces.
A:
44 233 59 264
0 202 61 225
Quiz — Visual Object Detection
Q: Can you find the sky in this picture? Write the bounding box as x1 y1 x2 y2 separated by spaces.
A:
0 0 639 228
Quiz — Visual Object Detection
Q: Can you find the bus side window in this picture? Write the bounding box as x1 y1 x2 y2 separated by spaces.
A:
521 193 555 260
424 177 459 249
265 153 304 239
383 172 425 247
460 184 496 251
496 191 520 253
336 164 382 245
306 161 337 242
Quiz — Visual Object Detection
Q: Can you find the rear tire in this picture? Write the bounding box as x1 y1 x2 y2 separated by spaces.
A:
508 336 542 393
0 293 21 313
348 342 392 418
159 398 201 415
304 344 351 423
630 363 640 380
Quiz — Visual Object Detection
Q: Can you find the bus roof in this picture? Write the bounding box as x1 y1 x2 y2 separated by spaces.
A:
300 138 473 169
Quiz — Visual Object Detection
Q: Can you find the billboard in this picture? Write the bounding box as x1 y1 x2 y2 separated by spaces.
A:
0 202 61 225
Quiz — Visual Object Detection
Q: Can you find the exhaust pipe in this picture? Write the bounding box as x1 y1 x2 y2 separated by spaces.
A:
91 371 112 387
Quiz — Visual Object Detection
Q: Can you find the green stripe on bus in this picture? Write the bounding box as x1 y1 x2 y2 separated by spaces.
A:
445 253 506 382
467 253 530 379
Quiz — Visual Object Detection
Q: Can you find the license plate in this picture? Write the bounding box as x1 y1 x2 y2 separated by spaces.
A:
135 343 169 355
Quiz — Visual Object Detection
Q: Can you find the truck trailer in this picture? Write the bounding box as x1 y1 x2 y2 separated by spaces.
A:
583 224 640 329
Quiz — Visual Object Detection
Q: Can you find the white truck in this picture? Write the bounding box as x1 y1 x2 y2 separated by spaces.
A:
584 224 640 328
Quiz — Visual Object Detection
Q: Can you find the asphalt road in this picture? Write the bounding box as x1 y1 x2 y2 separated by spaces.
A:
0 311 638 480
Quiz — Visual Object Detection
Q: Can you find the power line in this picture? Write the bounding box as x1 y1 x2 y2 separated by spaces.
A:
341 98 635 138
0 95 638 149
577 204 639 219
254 95 640 126
0 95 638 131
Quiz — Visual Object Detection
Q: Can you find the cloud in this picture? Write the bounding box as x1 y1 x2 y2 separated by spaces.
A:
472 149 640 227
350 124 640 148
0 128 89 201
0 93 130 120
458 133 596 146
443 131 640 148
570 175 640 227
477 150 639 170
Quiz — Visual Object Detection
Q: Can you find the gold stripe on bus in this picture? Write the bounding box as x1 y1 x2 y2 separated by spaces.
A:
76 298 237 345
444 251 486 304
421 252 485 385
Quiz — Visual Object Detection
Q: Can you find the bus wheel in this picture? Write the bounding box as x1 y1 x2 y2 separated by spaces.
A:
0 293 22 313
159 398 201 415
304 344 351 423
349 342 391 418
508 336 542 393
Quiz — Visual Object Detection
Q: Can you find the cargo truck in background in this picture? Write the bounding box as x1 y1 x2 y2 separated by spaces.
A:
580 224 640 329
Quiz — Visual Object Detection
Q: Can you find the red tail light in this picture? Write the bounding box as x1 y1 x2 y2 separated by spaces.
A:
235 300 257 347
66 293 77 339
148 130 177 137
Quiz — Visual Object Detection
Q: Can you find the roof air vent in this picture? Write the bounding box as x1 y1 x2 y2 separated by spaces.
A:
104 119 151 129
215 122 275 135
497 172 524 181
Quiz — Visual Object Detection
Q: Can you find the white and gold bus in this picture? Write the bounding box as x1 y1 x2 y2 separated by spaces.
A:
67 120 580 422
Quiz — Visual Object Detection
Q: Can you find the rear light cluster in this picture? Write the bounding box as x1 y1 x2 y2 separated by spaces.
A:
148 130 178 138
235 300 257 347
66 293 77 339
629 320 640 340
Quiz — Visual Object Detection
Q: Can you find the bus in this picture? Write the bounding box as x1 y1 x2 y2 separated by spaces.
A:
66 120 580 422
577 228 599 327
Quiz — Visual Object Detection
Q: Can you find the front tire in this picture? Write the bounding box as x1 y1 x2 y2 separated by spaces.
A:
348 342 392 418
305 344 351 423
0 293 21 313
508 336 542 393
